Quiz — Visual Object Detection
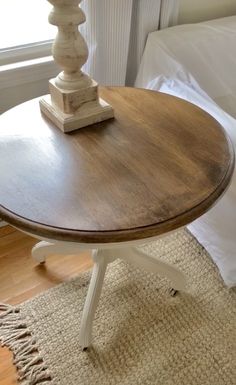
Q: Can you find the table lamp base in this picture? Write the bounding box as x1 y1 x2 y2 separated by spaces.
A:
40 94 114 133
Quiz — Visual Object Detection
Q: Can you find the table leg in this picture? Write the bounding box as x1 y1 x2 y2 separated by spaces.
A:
79 249 109 350
32 241 55 264
79 245 187 349
31 240 187 349
31 240 86 264
31 241 115 349
121 247 187 292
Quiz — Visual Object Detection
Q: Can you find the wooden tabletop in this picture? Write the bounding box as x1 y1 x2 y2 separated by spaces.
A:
0 87 234 243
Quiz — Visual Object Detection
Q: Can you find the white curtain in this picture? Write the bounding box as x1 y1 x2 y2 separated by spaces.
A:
81 0 180 86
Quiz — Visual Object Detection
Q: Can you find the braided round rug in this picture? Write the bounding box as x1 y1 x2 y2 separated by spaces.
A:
1 229 236 385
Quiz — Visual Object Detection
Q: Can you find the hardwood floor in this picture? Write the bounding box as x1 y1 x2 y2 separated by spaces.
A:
0 226 92 385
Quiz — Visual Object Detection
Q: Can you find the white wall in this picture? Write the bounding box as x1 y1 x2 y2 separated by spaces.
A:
179 0 236 24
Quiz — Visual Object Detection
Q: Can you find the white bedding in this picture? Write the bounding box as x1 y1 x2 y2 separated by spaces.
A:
135 16 236 287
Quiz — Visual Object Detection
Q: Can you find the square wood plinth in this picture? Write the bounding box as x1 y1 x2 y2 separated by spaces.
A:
40 95 114 133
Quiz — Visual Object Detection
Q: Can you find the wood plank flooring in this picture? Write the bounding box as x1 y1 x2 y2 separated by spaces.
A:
0 226 92 385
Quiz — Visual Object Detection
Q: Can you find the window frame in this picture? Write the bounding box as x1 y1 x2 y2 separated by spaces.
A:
0 40 53 66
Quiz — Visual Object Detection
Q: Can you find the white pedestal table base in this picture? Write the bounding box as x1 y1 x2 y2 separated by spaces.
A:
32 236 187 350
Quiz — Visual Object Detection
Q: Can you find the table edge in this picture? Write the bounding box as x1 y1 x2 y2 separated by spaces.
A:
0 137 234 244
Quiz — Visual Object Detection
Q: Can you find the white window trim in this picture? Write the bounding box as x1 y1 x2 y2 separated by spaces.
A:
0 39 57 93
0 40 53 66
0 55 59 90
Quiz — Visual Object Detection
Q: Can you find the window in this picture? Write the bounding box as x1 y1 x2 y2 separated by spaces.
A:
0 0 55 65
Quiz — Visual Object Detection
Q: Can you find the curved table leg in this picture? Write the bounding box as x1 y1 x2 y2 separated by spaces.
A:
32 241 55 264
122 247 187 292
105 247 187 292
31 240 87 264
32 239 187 349
79 250 110 350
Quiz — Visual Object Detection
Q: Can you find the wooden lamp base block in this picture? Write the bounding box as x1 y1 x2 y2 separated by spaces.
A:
39 95 114 133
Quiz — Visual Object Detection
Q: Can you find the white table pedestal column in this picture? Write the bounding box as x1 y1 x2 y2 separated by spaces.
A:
32 236 187 350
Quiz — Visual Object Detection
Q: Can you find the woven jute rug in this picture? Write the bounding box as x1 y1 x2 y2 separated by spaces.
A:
0 229 236 385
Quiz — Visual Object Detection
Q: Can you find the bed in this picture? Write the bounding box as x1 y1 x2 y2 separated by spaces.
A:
135 15 236 287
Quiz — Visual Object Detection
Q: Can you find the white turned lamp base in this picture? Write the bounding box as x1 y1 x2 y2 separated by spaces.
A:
41 0 114 133
40 93 114 133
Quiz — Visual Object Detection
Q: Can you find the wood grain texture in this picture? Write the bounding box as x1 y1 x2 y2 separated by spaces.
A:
0 225 92 385
0 87 234 243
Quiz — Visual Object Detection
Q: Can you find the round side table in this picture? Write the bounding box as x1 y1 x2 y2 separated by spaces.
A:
0 87 234 349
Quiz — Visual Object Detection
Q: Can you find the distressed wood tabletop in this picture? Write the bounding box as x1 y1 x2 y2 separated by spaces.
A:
0 87 234 243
